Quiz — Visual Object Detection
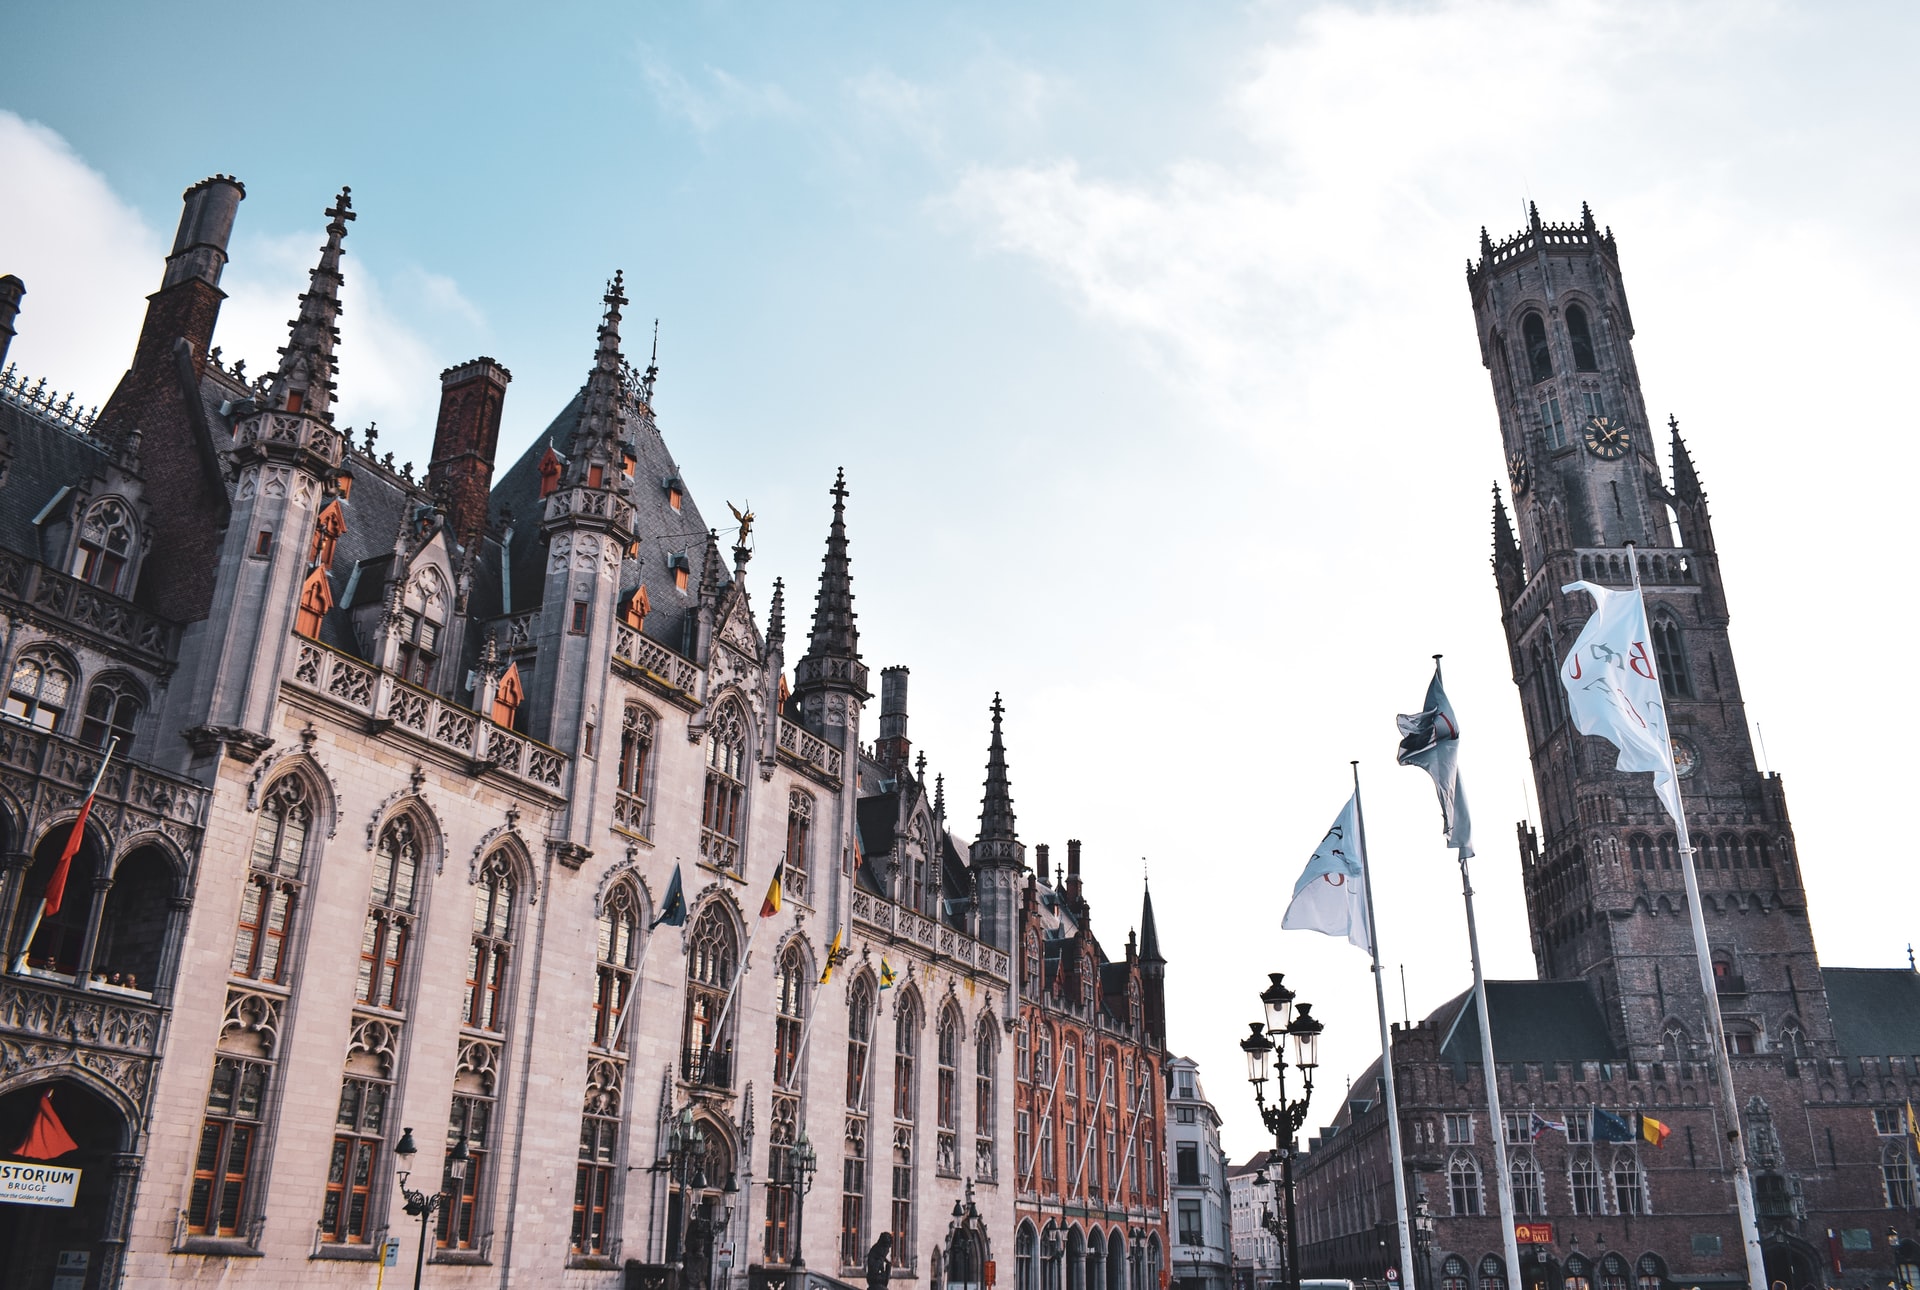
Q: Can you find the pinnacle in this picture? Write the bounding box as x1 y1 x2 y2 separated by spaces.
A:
1139 878 1164 965
1669 413 1703 501
564 271 630 482
977 692 1017 843
803 468 858 661
268 184 355 420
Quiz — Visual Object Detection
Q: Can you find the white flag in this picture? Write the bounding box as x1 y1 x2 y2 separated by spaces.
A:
1282 794 1370 953
1559 579 1681 823
1396 662 1474 858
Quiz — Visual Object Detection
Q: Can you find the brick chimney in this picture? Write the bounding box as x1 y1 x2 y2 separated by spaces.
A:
1066 838 1083 905
426 357 511 554
877 665 910 771
96 175 246 618
1035 843 1050 886
0 276 22 369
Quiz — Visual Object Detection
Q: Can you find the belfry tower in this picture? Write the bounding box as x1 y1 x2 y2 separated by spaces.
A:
1472 205 1832 1062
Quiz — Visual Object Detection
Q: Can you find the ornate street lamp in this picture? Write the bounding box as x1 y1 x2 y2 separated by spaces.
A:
1411 1194 1435 1290
1241 975 1325 1290
393 1126 468 1290
667 1106 709 1271
786 1129 819 1281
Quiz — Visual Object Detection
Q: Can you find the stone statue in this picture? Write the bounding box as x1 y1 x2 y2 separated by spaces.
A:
865 1232 894 1290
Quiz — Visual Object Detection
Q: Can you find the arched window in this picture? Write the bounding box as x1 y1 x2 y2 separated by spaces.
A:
976 1021 998 1180
1612 1152 1645 1213
80 675 145 750
1024 933 1041 999
1566 304 1600 372
357 816 421 1010
574 882 640 1257
1651 618 1691 698
1883 1143 1916 1207
1522 312 1553 383
1442 1256 1470 1290
1036 1024 1055 1091
1565 1253 1593 1290
1448 1152 1482 1215
700 701 749 872
892 991 921 1262
440 849 516 1252
1636 1254 1667 1290
1661 1024 1687 1061
937 1005 962 1175
785 790 813 903
72 497 135 594
1657 835 1675 870
5 645 75 730
615 704 654 834
1628 834 1651 871
232 776 313 984
1570 1154 1602 1214
1479 1255 1508 1290
395 568 449 687
1747 833 1773 868
683 903 738 1085
465 850 516 1032
1598 1253 1630 1290
843 977 875 1266
94 845 173 992
1017 1223 1038 1290
768 943 807 1264
592 885 641 1050
1510 1149 1544 1216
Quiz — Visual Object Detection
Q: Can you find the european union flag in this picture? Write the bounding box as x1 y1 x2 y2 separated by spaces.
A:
1593 1107 1635 1142
652 863 687 929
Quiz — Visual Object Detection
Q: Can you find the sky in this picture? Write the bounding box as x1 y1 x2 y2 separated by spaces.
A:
4 0 1918 1161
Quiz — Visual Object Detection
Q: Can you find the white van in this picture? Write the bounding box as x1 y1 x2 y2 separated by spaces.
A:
1300 1280 1357 1290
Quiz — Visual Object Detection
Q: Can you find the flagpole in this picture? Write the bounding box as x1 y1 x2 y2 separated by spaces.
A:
784 974 824 1093
12 738 116 976
1626 549 1767 1290
705 917 761 1082
1458 831 1524 1290
1351 762 1418 1290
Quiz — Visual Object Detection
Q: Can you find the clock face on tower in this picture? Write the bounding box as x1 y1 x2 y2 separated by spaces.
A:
1671 736 1699 779
1582 416 1631 460
1508 453 1531 494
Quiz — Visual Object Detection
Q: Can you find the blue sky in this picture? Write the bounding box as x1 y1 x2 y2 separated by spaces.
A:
5 1 1918 1157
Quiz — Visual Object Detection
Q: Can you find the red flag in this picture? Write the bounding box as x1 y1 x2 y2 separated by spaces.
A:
12 1089 78 1160
42 794 95 917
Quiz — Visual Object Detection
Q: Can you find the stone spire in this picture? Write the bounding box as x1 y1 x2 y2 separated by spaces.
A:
933 772 946 824
268 188 354 421
767 576 786 649
564 272 630 483
1669 414 1703 502
1139 878 1164 966
791 470 870 724
806 468 858 661
976 693 1017 843
1492 485 1524 601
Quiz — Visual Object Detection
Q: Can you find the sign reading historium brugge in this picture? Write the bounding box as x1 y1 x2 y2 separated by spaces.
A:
0 1161 81 1208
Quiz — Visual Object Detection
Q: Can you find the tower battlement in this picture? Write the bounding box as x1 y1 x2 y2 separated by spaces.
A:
1466 202 1618 298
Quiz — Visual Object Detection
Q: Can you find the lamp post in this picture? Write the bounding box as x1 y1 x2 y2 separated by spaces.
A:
667 1106 709 1271
1240 974 1324 1290
785 1129 819 1282
1252 1168 1284 1290
1890 1228 1913 1290
393 1126 468 1290
1411 1195 1435 1290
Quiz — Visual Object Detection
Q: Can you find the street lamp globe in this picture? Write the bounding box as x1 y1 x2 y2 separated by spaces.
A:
1241 1022 1274 1087
394 1125 418 1185
1288 1004 1323 1073
1260 974 1296 1036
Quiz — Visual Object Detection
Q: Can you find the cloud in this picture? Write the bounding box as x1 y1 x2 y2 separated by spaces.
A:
0 112 478 468
637 43 797 134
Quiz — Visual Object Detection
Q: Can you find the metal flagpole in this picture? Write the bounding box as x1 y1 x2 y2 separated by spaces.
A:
1352 763 1418 1290
1459 836 1523 1290
12 738 116 975
1626 550 1767 1290
1071 1063 1113 1192
705 917 761 1081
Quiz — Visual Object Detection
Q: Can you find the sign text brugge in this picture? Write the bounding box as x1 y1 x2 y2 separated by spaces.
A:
0 1162 81 1208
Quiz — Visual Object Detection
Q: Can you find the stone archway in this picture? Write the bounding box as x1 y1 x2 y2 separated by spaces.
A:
1761 1233 1820 1290
0 1078 135 1290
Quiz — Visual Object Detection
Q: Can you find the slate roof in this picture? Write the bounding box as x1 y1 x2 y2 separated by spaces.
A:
1821 968 1920 1058
1438 979 1624 1070
0 400 115 564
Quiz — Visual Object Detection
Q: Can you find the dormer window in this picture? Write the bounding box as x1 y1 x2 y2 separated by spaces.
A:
538 446 563 499
1567 304 1600 372
668 551 691 592
396 569 451 688
663 476 684 512
587 463 605 489
1521 312 1553 383
491 661 524 729
72 498 135 595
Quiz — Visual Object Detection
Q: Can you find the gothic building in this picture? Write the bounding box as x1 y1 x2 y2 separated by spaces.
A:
1010 830 1170 1290
0 175 1163 1289
1290 207 1920 1290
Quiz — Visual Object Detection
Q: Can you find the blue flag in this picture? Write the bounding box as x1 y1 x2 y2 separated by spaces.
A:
1592 1107 1635 1142
1396 661 1474 858
652 864 687 929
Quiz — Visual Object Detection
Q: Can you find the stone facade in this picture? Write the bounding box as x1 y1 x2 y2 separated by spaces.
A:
1290 207 1920 1290
1165 1058 1228 1290
0 176 1149 1289
1226 1152 1281 1290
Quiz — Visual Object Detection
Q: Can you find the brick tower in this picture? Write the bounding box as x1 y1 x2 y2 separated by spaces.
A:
1473 204 1833 1063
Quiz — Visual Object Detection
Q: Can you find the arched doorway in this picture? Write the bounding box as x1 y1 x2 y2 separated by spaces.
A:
0 1078 133 1290
1761 1234 1820 1290
1086 1226 1105 1290
1069 1227 1087 1290
1108 1229 1126 1290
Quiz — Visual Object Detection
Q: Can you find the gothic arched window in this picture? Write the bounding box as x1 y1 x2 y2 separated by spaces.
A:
464 850 516 1033
1566 304 1600 372
357 815 421 1010
786 790 813 903
5 645 75 731
700 701 749 871
592 884 641 1050
1443 1256 1470 1290
895 990 922 1120
1883 1142 1917 1208
575 882 640 1257
79 674 144 750
1448 1152 1482 1215
615 704 654 834
72 496 135 594
1522 312 1554 383
975 1021 998 1179
683 903 738 1085
232 776 314 984
1612 1151 1646 1214
937 1004 962 1175
1570 1154 1602 1214
1636 1255 1667 1290
767 942 808 1265
1599 1254 1630 1290
396 568 450 687
1628 834 1651 871
1746 833 1773 868
442 849 517 1253
843 974 876 1266
1651 617 1692 698
1510 1149 1544 1217
1479 1255 1508 1290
